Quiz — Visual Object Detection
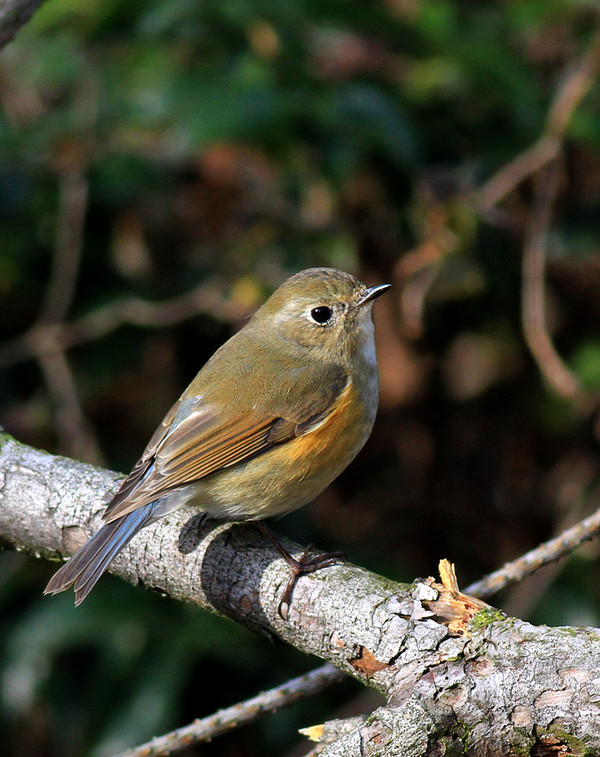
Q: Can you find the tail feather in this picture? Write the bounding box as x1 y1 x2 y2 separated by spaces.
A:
45 505 157 605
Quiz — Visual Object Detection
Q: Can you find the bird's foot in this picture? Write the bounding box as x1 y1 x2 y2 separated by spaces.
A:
258 523 346 619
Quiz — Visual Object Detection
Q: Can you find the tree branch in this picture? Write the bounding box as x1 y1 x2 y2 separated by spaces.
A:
0 280 237 371
520 160 582 400
476 19 600 212
0 0 47 49
2 433 600 755
466 503 600 599
117 664 345 757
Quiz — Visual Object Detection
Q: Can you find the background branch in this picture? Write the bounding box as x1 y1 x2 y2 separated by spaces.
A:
119 664 344 757
0 280 237 371
476 20 600 212
0 0 47 48
38 156 88 326
31 152 105 463
520 161 582 400
466 503 600 599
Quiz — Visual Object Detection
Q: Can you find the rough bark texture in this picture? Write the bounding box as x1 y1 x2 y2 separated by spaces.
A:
0 0 47 48
1 432 600 756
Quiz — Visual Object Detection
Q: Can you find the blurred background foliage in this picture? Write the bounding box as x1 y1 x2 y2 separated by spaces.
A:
2 0 600 754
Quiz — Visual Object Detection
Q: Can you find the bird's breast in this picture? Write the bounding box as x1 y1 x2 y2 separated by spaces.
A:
190 374 378 520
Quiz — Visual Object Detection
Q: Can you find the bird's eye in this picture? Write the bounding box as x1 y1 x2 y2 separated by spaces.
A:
310 306 333 325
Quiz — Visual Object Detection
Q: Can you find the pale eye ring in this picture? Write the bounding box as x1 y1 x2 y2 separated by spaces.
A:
310 306 333 325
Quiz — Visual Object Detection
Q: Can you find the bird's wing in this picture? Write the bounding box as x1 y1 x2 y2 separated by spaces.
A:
103 368 349 523
103 398 181 520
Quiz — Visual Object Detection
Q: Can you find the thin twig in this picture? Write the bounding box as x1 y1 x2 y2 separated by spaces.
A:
0 0 48 48
394 200 460 339
398 264 439 340
477 19 600 401
521 160 581 399
546 26 600 137
38 160 88 325
466 506 600 599
31 158 106 463
476 21 600 211
37 349 104 465
476 136 560 212
0 281 238 371
115 664 345 757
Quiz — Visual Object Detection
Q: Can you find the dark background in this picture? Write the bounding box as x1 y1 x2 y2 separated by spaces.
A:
2 1 600 755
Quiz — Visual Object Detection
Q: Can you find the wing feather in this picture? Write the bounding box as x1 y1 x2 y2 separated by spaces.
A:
103 366 350 523
103 398 183 520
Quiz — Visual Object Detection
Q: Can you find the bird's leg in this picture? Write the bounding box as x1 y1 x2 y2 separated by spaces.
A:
257 522 346 619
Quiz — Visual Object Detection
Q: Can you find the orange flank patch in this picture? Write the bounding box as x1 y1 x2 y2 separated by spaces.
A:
287 379 365 466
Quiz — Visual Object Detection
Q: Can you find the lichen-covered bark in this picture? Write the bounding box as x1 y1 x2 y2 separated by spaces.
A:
1 433 600 756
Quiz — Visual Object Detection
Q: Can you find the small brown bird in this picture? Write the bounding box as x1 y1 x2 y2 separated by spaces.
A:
45 267 389 608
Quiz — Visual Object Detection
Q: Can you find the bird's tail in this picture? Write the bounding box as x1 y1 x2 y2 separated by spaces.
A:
44 505 157 605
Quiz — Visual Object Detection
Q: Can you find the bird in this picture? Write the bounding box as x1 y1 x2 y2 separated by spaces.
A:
45 267 390 611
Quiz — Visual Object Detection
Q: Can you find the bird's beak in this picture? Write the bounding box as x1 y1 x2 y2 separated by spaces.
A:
356 283 391 308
